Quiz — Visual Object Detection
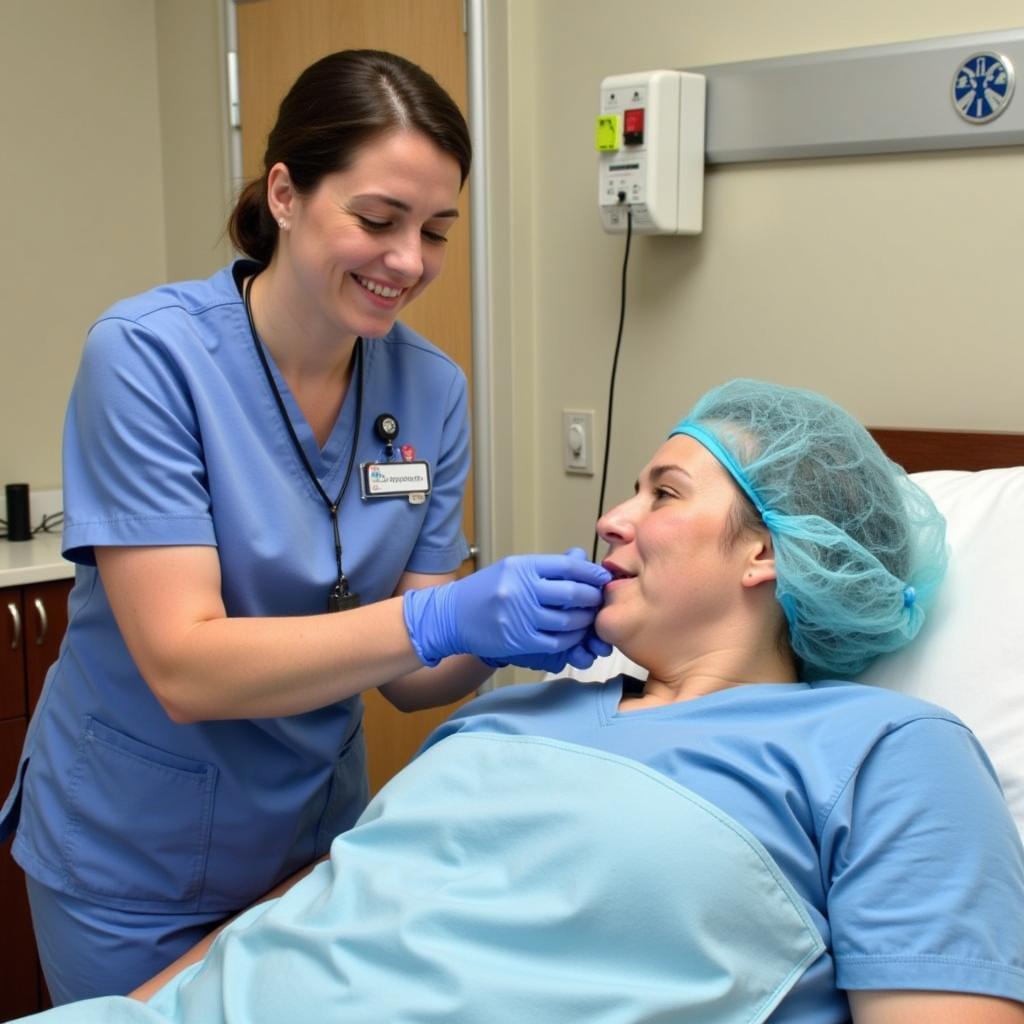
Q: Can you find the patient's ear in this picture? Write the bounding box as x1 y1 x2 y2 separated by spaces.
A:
741 531 777 589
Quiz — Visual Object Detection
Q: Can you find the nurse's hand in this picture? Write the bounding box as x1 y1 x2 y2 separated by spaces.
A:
402 550 611 668
479 547 614 673
479 627 613 674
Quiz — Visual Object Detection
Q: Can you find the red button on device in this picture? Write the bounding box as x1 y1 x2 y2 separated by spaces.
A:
623 107 644 144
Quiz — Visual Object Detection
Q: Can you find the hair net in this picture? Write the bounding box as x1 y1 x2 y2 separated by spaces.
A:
670 379 949 680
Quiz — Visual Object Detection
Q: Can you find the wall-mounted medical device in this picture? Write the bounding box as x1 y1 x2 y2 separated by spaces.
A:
596 70 706 235
689 27 1023 164
594 29 1023 236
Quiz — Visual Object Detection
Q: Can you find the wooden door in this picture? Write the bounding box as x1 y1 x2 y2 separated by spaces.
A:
235 0 475 794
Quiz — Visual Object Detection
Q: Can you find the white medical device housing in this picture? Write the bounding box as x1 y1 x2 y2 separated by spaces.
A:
597 70 706 235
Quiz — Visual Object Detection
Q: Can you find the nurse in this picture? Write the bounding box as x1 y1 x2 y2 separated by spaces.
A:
0 49 609 1004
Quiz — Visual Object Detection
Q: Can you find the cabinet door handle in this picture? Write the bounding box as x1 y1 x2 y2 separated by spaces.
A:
6 601 20 650
34 597 48 645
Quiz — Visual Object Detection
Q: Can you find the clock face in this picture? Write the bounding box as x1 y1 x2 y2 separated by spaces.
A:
952 51 1015 124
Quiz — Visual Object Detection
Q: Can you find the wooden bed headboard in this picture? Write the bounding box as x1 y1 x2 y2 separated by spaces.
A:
869 428 1024 473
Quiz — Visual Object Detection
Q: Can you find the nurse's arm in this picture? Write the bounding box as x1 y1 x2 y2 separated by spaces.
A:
849 991 1024 1023
377 569 495 711
95 545 487 722
128 854 328 1002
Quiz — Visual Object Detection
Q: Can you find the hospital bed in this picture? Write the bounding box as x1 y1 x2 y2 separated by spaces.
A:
19 428 1024 1024
559 426 1024 841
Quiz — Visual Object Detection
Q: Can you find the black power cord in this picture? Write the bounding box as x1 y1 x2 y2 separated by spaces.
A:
591 207 634 562
36 511 64 534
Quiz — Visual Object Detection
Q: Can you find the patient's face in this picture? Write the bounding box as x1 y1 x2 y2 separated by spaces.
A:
594 436 751 661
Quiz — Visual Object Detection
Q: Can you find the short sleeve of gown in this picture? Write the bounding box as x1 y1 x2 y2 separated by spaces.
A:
823 716 1024 1001
61 316 217 565
403 366 470 575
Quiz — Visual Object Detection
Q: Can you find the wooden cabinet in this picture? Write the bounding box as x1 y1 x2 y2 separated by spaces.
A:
1 577 71 1021
1 716 38 1020
2 579 70 719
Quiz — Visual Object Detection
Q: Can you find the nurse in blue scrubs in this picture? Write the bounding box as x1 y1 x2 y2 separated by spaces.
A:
0 49 609 1004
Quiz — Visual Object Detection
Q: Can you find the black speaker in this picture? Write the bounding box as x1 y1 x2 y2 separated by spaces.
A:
5 483 31 542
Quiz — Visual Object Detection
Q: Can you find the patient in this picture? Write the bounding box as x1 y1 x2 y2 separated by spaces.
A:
17 380 1024 1023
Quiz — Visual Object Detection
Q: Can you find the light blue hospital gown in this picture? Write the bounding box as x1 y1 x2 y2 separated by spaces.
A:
427 676 1024 1022
0 260 470 963
421 675 1024 1019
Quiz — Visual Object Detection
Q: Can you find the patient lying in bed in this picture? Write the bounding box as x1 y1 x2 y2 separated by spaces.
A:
18 380 1024 1024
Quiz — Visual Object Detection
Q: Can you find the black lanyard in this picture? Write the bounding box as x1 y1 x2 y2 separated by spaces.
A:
243 275 363 611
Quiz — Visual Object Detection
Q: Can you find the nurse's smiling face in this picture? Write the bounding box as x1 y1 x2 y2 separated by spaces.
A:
594 435 769 668
269 129 462 344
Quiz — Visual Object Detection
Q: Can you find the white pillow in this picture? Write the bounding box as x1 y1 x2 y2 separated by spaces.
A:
859 467 1024 837
554 467 1024 836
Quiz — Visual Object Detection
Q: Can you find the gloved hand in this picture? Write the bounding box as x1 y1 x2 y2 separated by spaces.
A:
479 625 614 675
402 549 611 668
476 549 613 673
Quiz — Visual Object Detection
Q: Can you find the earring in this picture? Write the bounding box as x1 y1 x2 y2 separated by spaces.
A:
277 218 287 230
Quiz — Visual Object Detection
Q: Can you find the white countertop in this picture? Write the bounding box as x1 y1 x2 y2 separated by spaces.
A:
0 533 74 588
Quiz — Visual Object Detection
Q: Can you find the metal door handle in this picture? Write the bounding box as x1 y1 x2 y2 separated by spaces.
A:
34 597 48 645
7 601 20 650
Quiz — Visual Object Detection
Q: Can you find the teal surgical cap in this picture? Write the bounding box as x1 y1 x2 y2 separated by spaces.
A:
670 379 949 680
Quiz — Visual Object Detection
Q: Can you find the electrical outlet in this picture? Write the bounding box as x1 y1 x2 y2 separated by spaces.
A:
563 410 595 475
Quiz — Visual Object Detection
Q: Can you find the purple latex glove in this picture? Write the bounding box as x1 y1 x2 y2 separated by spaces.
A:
479 549 613 672
403 549 611 667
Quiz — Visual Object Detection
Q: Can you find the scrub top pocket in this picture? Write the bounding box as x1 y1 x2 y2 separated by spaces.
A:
62 716 218 911
314 726 369 854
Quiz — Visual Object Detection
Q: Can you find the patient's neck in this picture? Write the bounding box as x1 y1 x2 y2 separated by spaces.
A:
622 644 797 708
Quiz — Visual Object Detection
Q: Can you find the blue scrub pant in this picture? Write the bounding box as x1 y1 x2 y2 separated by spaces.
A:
26 875 228 1005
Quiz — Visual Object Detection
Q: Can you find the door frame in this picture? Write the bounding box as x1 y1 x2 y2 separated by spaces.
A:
465 0 494 573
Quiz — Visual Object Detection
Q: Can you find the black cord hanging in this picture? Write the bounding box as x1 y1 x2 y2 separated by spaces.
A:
591 209 634 562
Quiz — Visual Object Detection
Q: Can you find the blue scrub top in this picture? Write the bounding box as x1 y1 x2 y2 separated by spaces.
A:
0 260 471 914
426 677 1024 1021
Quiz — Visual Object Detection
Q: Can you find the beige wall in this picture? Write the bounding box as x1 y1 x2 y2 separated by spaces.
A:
486 1 1024 558
0 0 229 492
4 1 1022 559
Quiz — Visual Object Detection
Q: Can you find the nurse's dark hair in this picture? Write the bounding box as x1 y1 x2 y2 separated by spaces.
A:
228 49 472 265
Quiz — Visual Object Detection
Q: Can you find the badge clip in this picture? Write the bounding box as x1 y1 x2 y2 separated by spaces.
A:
328 583 361 612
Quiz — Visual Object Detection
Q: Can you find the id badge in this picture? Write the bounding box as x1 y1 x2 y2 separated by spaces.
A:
360 460 432 504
